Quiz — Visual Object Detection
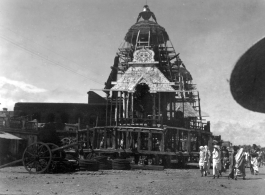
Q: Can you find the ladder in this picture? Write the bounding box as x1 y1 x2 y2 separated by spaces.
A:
135 30 151 50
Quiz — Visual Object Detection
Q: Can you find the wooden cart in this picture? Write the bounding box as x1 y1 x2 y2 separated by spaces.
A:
0 142 81 174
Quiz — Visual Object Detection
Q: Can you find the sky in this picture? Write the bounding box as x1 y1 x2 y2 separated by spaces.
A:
1 0 265 146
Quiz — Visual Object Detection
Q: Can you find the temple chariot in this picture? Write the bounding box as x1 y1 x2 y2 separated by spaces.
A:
83 5 213 167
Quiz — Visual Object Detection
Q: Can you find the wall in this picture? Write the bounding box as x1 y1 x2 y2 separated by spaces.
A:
14 103 107 127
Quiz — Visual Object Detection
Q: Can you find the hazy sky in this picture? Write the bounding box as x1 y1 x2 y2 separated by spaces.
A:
1 0 265 145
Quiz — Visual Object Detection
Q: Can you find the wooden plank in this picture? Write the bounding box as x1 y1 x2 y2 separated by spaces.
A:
158 92 161 122
110 94 113 126
113 128 116 149
161 133 165 152
186 163 199 168
187 131 191 153
130 164 164 171
148 132 152 152
115 95 118 126
119 92 122 123
116 127 164 132
104 127 107 149
82 148 192 156
176 129 179 151
126 131 130 149
92 129 95 149
137 131 141 153
0 159 23 169
106 95 108 126
87 126 90 149
131 92 134 124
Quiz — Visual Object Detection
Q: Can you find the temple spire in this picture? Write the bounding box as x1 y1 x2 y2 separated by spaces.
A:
136 5 157 23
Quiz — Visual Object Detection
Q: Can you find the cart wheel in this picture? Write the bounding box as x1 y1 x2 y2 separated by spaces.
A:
22 142 52 174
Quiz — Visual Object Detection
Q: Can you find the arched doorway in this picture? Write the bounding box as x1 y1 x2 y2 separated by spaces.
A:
134 83 152 118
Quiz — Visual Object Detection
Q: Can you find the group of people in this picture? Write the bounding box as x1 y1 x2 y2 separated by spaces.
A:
199 144 262 180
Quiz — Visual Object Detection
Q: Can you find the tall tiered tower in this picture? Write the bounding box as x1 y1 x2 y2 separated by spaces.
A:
103 5 207 130
86 6 212 166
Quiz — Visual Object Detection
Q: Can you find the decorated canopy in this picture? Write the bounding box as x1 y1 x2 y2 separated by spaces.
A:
111 48 175 92
111 66 175 93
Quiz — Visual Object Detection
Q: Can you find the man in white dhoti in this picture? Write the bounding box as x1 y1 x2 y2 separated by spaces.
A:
199 146 206 177
204 145 211 175
212 145 220 179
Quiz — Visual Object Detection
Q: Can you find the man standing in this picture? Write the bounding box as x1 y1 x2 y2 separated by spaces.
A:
228 147 235 179
212 145 220 179
204 145 211 175
250 144 259 175
221 146 229 172
234 148 246 180
199 146 206 177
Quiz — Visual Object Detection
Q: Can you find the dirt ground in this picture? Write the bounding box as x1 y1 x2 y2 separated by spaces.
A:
0 166 264 195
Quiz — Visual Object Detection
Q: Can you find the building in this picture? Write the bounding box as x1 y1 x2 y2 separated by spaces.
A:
13 91 107 128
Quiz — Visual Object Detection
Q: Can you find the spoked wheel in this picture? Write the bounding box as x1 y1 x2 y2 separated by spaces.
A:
22 142 52 174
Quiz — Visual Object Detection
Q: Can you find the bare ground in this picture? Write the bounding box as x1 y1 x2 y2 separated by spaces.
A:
0 166 264 195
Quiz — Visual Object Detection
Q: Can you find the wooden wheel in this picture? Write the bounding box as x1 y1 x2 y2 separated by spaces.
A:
22 142 52 174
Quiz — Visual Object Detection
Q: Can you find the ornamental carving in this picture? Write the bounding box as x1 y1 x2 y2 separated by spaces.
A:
133 48 155 63
111 66 175 92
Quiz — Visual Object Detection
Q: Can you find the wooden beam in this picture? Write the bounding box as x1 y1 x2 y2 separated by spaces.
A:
137 131 141 153
131 92 134 124
106 94 108 126
161 133 165 152
113 128 117 149
87 126 90 149
110 91 113 126
126 131 130 149
176 129 179 152
148 132 152 151
104 127 107 149
119 92 122 124
187 131 191 153
152 94 156 125
158 92 161 122
115 94 118 126
92 129 95 149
